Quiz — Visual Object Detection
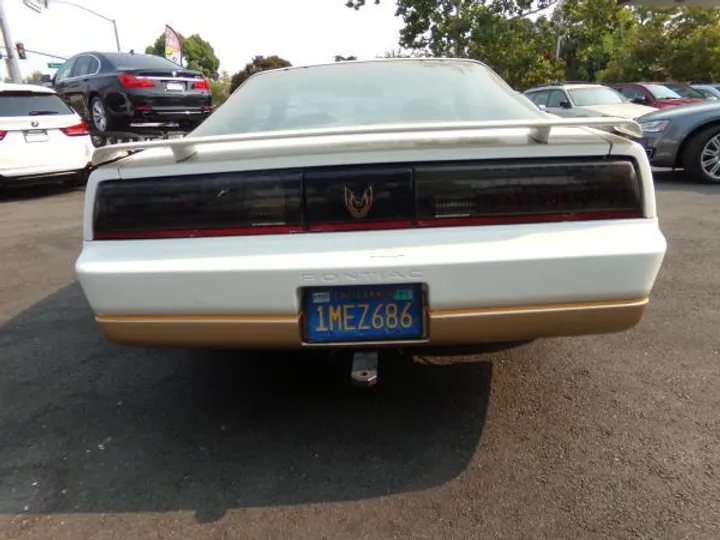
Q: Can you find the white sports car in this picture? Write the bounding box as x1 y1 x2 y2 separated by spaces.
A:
76 58 667 382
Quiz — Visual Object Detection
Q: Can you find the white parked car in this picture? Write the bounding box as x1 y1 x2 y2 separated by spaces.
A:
524 83 658 120
75 59 667 382
0 83 93 188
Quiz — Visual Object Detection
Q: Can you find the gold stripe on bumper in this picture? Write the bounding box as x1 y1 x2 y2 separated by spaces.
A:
95 297 649 349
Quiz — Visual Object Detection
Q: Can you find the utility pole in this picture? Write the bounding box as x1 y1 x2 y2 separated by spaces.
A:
0 0 23 82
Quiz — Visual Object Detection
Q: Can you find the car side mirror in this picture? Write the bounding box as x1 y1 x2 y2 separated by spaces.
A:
40 74 52 83
631 96 648 105
538 104 547 111
559 100 571 109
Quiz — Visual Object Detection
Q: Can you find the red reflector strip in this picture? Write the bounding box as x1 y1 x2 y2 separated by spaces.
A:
93 225 304 240
307 220 414 232
417 210 644 228
0 130 7 141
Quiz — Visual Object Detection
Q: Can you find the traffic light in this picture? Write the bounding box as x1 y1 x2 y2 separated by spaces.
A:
16 42 27 60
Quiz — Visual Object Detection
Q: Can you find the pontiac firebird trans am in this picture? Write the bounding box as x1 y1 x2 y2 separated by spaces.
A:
75 58 667 361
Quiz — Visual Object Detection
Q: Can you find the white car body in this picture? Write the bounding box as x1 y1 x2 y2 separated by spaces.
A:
75 59 667 351
0 83 93 187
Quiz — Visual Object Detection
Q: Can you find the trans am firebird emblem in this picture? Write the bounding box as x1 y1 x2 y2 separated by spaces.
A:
344 185 374 218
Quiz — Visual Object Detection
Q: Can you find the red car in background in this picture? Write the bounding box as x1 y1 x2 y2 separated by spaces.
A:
610 82 707 109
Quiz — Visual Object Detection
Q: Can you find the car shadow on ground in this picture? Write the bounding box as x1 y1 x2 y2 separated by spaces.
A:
652 168 719 194
0 184 81 204
0 283 492 523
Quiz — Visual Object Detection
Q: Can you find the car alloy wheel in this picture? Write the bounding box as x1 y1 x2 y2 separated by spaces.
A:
700 134 720 182
91 97 108 132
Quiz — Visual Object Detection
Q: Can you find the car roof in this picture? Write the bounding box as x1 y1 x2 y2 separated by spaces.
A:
525 83 607 92
0 83 56 94
247 57 493 78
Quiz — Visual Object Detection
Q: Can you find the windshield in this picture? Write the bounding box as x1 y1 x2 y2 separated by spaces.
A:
0 91 73 117
693 87 719 100
644 84 683 99
662 83 705 99
190 60 542 137
567 87 627 106
104 53 183 70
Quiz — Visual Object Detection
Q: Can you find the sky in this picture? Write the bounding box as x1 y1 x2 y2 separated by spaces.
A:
1 0 405 79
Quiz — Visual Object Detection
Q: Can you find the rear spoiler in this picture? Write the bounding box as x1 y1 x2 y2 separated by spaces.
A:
91 117 642 166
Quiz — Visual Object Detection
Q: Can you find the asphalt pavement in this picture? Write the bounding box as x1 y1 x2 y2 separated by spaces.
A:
0 172 718 540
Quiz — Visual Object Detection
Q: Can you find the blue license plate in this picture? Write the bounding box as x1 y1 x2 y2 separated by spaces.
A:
304 284 424 343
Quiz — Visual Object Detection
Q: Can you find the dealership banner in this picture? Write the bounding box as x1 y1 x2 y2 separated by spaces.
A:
164 25 182 65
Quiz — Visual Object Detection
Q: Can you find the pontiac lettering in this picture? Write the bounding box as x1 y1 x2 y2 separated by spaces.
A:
301 270 424 282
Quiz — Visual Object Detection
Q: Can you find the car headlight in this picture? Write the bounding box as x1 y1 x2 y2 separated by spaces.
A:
639 120 669 133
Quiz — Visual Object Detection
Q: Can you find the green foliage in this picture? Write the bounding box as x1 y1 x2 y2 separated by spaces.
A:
24 71 47 85
209 70 232 107
145 32 220 79
352 0 720 88
345 0 381 9
230 55 293 93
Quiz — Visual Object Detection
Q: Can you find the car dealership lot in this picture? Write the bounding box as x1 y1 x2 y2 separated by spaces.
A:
0 174 718 540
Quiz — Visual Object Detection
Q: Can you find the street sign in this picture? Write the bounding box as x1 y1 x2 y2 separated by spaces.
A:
23 0 47 13
47 62 62 69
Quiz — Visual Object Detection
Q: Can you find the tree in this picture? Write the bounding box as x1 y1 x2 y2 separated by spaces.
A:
598 7 720 83
24 71 47 85
345 0 381 8
394 1 560 58
553 0 636 81
145 32 220 79
381 48 430 58
209 70 232 107
230 55 292 93
350 0 720 88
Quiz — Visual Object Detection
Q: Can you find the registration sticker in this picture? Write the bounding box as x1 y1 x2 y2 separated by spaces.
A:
312 292 330 304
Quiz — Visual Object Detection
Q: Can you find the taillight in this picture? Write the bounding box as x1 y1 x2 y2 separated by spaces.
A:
414 159 643 227
117 73 155 88
60 121 90 136
91 159 644 241
0 130 6 141
93 170 303 240
193 79 210 91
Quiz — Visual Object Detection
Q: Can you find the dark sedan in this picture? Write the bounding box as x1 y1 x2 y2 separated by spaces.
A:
637 101 720 184
52 51 214 133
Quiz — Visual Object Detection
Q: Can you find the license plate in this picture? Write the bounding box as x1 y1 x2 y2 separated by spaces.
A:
304 284 424 343
24 130 48 143
165 82 185 91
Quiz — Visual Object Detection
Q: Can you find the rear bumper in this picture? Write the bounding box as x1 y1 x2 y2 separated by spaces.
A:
0 164 91 187
129 106 213 125
75 219 667 348
108 92 213 125
94 297 649 349
639 134 679 168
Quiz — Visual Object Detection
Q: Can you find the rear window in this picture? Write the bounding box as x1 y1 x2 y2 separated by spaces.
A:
0 91 73 117
567 87 627 106
644 84 682 99
104 53 182 71
663 83 705 99
190 59 543 137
